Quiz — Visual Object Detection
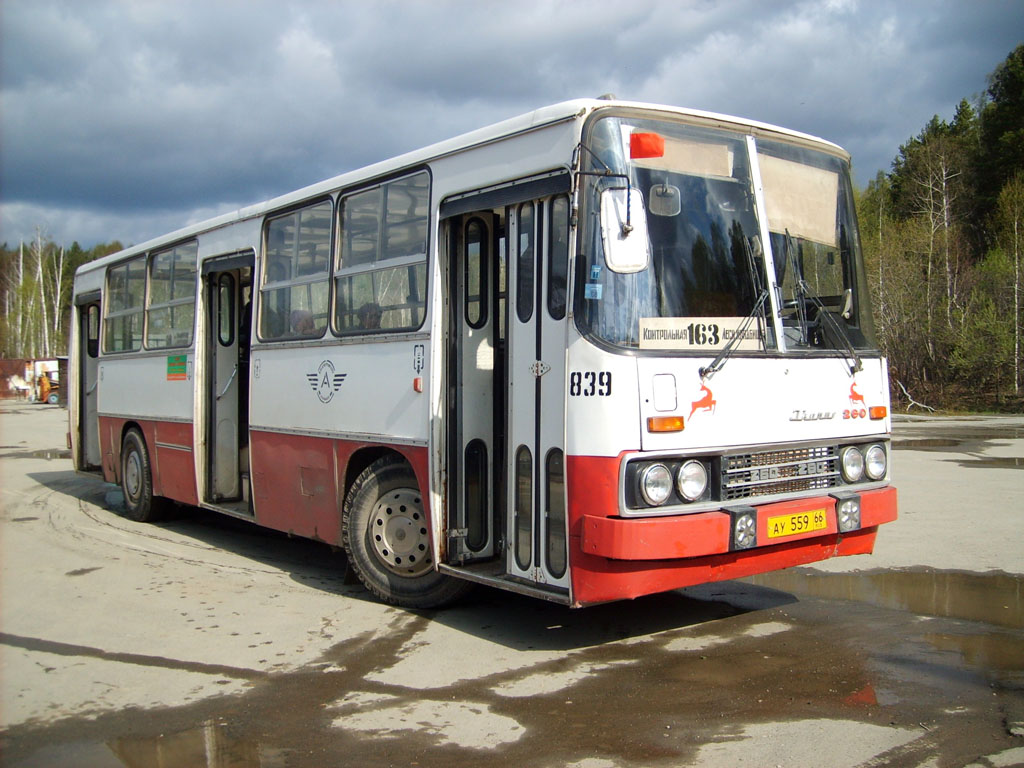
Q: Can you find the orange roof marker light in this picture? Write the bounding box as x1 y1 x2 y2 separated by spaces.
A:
630 132 665 159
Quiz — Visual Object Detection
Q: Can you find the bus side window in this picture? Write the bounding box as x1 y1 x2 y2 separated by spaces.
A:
103 256 146 353
334 171 429 335
146 241 198 349
259 200 332 341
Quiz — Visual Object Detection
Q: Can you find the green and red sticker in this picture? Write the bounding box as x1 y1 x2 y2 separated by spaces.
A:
166 355 187 381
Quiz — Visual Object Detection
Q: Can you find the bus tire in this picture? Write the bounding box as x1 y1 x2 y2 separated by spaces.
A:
120 428 165 523
342 456 471 609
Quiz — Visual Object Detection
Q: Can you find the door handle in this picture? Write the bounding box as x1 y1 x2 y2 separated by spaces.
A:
217 365 238 400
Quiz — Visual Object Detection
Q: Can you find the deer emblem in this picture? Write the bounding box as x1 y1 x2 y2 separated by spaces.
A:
689 384 717 420
849 382 865 407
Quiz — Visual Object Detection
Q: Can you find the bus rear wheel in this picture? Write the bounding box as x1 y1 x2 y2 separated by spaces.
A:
120 428 165 523
342 456 471 609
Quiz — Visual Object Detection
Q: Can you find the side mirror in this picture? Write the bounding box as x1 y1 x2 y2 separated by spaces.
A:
601 187 651 273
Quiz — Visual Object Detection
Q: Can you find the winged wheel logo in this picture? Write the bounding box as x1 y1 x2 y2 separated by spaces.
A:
306 360 346 403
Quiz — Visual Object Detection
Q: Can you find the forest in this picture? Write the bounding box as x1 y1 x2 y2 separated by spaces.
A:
0 45 1021 412
857 44 1023 412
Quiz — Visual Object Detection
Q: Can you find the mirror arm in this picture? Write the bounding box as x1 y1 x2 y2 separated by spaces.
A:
577 166 635 237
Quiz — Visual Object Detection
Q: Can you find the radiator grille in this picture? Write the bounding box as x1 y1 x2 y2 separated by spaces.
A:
722 445 839 501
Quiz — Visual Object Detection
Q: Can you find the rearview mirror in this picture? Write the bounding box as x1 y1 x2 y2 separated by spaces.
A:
601 187 651 273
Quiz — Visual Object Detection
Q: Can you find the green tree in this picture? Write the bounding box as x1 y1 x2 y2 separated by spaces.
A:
0 233 124 358
995 172 1024 394
951 248 1016 405
977 44 1024 225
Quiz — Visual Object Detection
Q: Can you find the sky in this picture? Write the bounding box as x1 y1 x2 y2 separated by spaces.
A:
1 0 1022 249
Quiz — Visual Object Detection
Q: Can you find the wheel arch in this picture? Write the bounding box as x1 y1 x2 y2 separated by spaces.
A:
342 445 428 509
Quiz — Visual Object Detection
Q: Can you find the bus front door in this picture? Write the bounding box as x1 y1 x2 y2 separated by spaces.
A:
203 254 253 510
447 213 501 564
447 194 570 590
505 197 570 589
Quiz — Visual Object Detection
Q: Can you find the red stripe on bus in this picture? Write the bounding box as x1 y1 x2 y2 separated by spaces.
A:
249 430 429 547
96 416 198 505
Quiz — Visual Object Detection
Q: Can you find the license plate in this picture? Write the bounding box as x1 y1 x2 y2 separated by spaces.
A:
767 509 828 539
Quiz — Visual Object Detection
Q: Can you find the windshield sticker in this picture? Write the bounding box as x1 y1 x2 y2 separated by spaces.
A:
585 284 604 300
639 317 761 350
590 264 602 280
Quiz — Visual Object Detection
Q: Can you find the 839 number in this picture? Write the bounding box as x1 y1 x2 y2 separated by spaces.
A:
570 371 612 397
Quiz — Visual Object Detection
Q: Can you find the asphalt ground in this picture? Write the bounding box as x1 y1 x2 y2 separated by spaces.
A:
1 402 1022 768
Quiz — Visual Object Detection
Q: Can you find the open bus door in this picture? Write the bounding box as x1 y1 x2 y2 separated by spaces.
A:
201 251 254 514
74 292 102 471
444 183 571 593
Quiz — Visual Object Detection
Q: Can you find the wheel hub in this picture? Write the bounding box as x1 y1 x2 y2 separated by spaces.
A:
369 488 431 577
125 452 142 501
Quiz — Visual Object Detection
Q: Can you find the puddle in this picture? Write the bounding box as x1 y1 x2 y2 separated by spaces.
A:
12 721 271 768
747 568 1023 630
30 449 71 460
0 448 73 461
892 438 962 450
927 630 1024 674
956 456 1024 469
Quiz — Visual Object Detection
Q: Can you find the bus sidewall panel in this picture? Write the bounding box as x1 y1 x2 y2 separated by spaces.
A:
97 416 199 506
249 430 430 548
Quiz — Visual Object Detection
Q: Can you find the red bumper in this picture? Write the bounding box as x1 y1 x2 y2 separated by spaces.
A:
567 454 898 606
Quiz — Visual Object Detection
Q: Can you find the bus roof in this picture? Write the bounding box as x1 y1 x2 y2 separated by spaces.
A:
76 98 848 275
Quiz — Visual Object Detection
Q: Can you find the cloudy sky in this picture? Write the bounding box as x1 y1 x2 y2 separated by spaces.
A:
1 0 1022 249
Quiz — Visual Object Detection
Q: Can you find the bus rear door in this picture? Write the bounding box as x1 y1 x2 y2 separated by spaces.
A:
74 293 102 471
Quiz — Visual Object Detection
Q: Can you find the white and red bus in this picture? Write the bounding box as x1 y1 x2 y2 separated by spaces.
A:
68 99 897 608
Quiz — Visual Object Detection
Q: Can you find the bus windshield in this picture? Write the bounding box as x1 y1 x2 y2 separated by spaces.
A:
577 115 876 354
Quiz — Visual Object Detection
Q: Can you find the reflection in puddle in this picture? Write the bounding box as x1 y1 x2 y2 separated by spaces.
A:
12 722 276 768
31 448 71 460
892 438 962 450
957 456 1024 469
0 448 72 460
747 569 1023 630
928 630 1024 674
108 721 278 768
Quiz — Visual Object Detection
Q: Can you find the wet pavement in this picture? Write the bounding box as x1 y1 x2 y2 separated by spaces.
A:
1 405 1023 768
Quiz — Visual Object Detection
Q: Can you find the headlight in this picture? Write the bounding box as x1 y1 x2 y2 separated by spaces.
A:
864 444 887 480
639 463 673 506
677 460 708 502
840 446 865 482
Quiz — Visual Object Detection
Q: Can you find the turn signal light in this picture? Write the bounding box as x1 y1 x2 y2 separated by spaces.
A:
630 132 665 159
869 406 887 420
647 416 684 433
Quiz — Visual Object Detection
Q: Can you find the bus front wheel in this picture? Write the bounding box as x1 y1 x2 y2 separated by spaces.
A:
342 456 470 609
120 428 164 523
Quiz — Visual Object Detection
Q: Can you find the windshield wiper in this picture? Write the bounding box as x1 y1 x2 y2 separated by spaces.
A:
700 236 770 380
699 289 769 380
784 230 863 374
785 230 810 346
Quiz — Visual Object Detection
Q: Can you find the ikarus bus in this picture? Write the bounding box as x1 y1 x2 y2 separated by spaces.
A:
68 98 897 608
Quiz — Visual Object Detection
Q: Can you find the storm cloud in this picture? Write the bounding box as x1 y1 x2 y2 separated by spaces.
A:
2 0 1021 247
